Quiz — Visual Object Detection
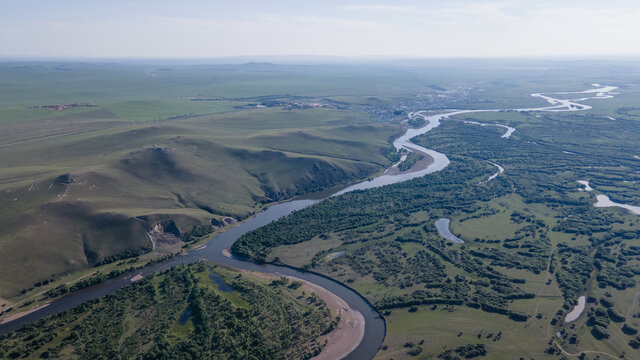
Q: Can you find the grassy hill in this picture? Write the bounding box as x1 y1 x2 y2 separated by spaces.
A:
0 63 405 298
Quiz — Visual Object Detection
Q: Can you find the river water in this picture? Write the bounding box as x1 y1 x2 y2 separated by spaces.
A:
435 218 465 244
482 162 505 183
578 180 593 191
564 296 586 323
0 84 619 359
594 194 640 215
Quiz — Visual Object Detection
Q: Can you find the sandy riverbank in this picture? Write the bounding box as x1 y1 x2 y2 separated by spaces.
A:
235 267 365 360
0 303 51 325
385 149 435 176
221 246 366 359
304 276 365 360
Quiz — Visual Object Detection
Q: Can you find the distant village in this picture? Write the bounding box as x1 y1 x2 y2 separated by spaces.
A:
28 103 97 111
182 94 346 110
367 87 473 122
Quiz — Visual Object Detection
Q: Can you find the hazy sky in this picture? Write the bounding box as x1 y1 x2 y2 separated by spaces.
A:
1 0 639 58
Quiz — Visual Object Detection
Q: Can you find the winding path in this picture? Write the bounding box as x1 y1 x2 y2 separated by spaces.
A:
0 84 619 359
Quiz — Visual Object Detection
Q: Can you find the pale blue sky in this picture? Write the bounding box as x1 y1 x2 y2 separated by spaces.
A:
1 0 639 58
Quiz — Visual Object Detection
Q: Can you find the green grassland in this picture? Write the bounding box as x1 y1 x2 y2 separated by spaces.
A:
378 302 562 360
235 75 640 359
0 262 334 359
0 63 415 300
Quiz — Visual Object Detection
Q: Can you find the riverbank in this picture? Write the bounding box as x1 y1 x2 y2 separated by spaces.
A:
235 269 365 360
299 275 365 360
0 303 50 325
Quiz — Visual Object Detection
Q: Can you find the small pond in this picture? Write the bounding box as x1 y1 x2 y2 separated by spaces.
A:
209 270 234 293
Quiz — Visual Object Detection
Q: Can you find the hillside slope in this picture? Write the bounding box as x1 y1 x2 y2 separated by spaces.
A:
0 105 399 298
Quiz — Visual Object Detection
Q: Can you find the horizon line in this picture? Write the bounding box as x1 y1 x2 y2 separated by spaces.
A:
1 54 640 64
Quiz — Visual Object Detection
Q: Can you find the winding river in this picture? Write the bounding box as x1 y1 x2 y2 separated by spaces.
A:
482 162 505 183
0 84 619 359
